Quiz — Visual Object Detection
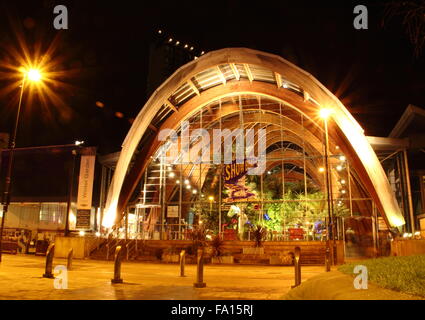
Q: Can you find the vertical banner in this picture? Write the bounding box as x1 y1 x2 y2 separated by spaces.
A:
76 149 96 229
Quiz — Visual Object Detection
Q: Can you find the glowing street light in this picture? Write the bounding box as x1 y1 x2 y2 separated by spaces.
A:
27 68 42 82
75 140 84 146
0 66 45 262
319 108 333 120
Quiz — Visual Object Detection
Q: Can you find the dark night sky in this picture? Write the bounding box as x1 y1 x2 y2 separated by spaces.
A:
0 0 424 155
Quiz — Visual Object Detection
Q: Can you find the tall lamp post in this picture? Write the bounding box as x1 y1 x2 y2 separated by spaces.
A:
319 108 335 266
208 195 214 229
0 68 42 262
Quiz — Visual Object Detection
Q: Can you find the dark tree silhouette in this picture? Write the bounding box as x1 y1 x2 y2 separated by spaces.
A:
382 0 425 57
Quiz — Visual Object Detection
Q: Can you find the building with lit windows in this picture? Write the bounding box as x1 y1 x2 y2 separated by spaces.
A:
93 48 425 262
0 144 99 254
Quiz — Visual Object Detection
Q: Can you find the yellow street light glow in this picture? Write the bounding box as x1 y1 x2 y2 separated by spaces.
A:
319 108 332 119
208 196 214 201
26 68 42 82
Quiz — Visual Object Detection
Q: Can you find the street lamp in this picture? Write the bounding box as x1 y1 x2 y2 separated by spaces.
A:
319 108 335 268
0 68 43 262
207 196 214 228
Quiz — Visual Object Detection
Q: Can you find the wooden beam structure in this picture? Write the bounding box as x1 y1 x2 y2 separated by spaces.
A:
229 63 240 80
274 72 282 89
215 66 226 85
102 48 405 231
187 79 200 96
243 64 253 82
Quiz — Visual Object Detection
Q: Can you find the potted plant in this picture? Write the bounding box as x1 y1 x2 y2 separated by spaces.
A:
191 225 207 256
210 235 234 264
243 225 267 255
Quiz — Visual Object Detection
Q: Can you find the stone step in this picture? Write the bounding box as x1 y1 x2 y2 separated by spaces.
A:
235 258 269 265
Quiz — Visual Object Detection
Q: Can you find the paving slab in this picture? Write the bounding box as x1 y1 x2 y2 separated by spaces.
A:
0 254 326 300
284 271 425 300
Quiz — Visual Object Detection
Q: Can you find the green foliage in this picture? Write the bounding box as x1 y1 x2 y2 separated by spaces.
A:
252 225 267 247
196 172 350 234
210 235 224 257
339 255 425 297
191 225 207 253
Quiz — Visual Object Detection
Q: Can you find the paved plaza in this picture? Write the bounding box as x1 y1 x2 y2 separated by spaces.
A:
0 254 326 300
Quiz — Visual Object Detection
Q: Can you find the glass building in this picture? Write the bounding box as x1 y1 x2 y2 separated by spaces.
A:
98 48 413 254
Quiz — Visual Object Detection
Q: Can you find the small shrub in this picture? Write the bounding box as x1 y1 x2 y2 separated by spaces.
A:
191 225 207 255
252 225 267 247
154 248 163 260
210 235 224 257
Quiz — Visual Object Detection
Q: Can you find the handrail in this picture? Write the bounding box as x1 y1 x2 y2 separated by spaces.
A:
125 240 137 260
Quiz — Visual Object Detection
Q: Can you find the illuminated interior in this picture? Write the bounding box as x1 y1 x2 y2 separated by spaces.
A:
101 48 405 237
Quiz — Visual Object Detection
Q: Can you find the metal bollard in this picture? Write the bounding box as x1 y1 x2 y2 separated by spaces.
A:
43 243 55 278
325 246 331 272
111 246 124 284
179 250 186 277
193 248 206 288
291 247 301 288
67 248 73 270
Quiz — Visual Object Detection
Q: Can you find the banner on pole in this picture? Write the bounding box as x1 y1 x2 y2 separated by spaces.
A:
76 150 96 229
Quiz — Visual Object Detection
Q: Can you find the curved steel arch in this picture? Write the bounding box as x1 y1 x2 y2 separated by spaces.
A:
102 48 405 229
